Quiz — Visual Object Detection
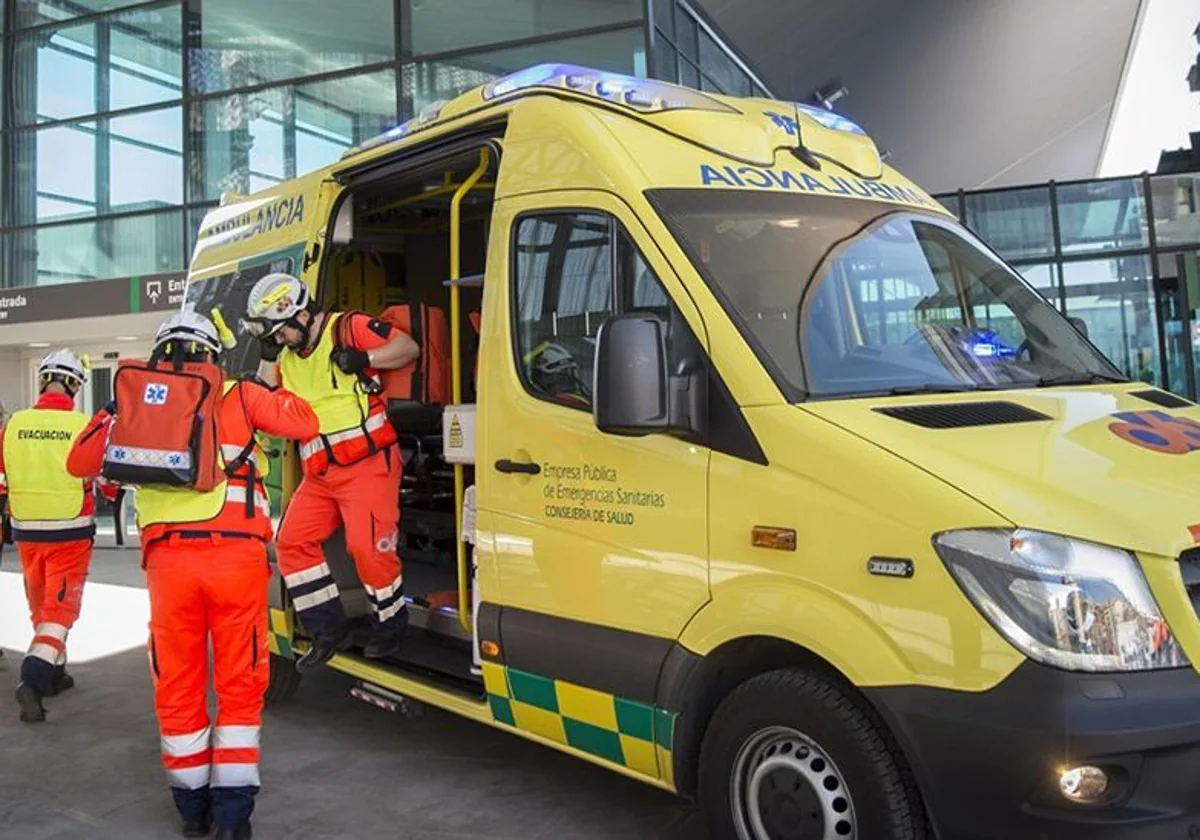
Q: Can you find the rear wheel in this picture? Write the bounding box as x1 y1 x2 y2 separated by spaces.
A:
263 653 303 706
699 668 928 840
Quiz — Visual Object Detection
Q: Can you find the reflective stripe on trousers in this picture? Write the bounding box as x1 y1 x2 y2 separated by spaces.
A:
161 726 212 790
212 724 261 788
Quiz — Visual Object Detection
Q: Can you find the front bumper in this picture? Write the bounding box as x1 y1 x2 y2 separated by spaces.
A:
865 661 1200 840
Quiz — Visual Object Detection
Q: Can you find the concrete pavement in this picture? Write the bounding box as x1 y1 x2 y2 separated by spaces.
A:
0 546 707 839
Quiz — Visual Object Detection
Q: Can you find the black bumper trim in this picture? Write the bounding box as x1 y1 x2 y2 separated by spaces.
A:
865 661 1200 840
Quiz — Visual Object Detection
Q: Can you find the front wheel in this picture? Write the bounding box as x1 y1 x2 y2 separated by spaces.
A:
699 668 929 840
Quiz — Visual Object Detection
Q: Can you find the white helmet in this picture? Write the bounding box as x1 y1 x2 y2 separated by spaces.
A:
38 349 87 389
244 273 311 339
154 309 222 356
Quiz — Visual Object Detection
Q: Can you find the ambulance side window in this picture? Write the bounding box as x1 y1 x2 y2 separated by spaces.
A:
513 212 700 411
513 213 615 410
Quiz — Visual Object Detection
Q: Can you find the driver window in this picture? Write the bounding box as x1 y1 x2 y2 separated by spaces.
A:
514 213 614 409
513 211 698 410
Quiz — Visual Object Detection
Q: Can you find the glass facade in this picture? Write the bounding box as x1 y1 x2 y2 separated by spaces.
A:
939 172 1200 398
1 0 767 293
648 0 770 97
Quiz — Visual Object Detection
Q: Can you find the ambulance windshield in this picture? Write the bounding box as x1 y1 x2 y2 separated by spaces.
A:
651 189 1123 401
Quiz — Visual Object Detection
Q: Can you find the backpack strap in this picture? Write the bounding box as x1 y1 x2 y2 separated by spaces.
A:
224 380 279 519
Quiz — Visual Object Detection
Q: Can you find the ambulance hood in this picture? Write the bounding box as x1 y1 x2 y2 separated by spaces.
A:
802 385 1200 559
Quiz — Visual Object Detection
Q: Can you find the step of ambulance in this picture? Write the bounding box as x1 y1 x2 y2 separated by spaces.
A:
366 626 483 699
350 680 427 717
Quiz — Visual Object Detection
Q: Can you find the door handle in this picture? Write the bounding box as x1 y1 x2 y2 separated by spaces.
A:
495 458 540 475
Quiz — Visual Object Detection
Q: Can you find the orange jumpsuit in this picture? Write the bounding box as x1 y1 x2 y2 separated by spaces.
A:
0 390 95 698
275 313 406 643
69 378 317 831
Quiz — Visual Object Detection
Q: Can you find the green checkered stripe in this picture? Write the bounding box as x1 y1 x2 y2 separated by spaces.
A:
481 662 676 784
268 608 294 659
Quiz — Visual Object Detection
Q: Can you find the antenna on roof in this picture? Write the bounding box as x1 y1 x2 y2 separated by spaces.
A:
790 99 822 170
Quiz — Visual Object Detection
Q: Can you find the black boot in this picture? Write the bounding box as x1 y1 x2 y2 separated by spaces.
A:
181 816 211 837
44 666 75 697
16 682 46 723
295 632 350 673
214 823 252 840
363 632 403 660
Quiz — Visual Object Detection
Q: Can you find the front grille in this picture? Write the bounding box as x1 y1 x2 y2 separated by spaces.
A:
874 401 1051 429
1130 388 1194 409
1181 549 1200 620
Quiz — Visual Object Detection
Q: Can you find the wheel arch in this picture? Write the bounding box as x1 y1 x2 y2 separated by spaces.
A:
661 633 931 825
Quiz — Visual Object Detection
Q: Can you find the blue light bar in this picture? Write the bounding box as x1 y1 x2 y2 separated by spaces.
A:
346 63 736 159
796 103 866 135
352 100 447 155
482 63 735 114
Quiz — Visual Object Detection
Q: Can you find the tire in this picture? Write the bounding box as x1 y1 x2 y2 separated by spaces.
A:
699 668 929 840
263 653 303 706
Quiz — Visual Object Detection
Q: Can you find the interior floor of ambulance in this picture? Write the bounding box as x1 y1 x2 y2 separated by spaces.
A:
304 150 492 699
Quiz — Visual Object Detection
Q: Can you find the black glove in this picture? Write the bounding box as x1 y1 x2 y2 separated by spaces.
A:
332 346 370 375
258 338 282 363
102 399 116 415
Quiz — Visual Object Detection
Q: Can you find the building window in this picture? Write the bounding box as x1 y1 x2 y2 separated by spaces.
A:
188 0 395 94
404 0 642 59
4 209 183 286
963 187 1055 261
402 27 644 118
11 4 183 126
649 0 769 98
1062 255 1159 383
191 69 396 201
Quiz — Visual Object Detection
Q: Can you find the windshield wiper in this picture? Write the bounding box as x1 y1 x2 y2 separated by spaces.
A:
886 384 976 396
1035 372 1129 388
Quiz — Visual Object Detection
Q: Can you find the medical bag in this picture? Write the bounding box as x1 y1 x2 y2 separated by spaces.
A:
102 359 224 491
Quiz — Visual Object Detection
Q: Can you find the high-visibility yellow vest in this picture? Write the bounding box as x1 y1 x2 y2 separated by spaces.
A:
279 313 371 436
3 408 88 526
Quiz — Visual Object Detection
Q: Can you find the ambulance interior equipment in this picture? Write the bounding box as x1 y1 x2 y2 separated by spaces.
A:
306 150 496 694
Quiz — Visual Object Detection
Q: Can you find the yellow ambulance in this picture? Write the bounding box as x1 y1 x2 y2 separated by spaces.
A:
185 64 1200 840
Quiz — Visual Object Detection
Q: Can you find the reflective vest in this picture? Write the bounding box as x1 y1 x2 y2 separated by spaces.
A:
279 313 394 473
137 382 271 537
3 408 93 541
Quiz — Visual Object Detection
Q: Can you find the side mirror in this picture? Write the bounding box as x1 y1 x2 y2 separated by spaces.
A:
594 313 670 436
1068 316 1089 339
594 312 705 437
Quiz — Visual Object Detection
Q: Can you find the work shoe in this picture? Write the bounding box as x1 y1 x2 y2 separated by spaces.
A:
363 633 404 660
295 633 351 673
44 667 75 698
214 823 252 840
16 682 46 723
181 817 211 837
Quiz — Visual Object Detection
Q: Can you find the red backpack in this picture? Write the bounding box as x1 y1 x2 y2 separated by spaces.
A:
102 358 224 491
375 303 450 406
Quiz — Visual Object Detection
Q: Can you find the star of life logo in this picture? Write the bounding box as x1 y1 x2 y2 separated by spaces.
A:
143 383 169 405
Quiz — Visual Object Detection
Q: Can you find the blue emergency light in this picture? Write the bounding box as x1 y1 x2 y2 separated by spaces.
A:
795 103 866 136
967 328 1017 360
482 63 735 113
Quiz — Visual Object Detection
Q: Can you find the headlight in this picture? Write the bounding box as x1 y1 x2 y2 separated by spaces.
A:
934 529 1188 672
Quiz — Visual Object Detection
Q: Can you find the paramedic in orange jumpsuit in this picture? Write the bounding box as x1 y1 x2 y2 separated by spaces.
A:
244 273 418 671
68 311 318 840
0 349 93 723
